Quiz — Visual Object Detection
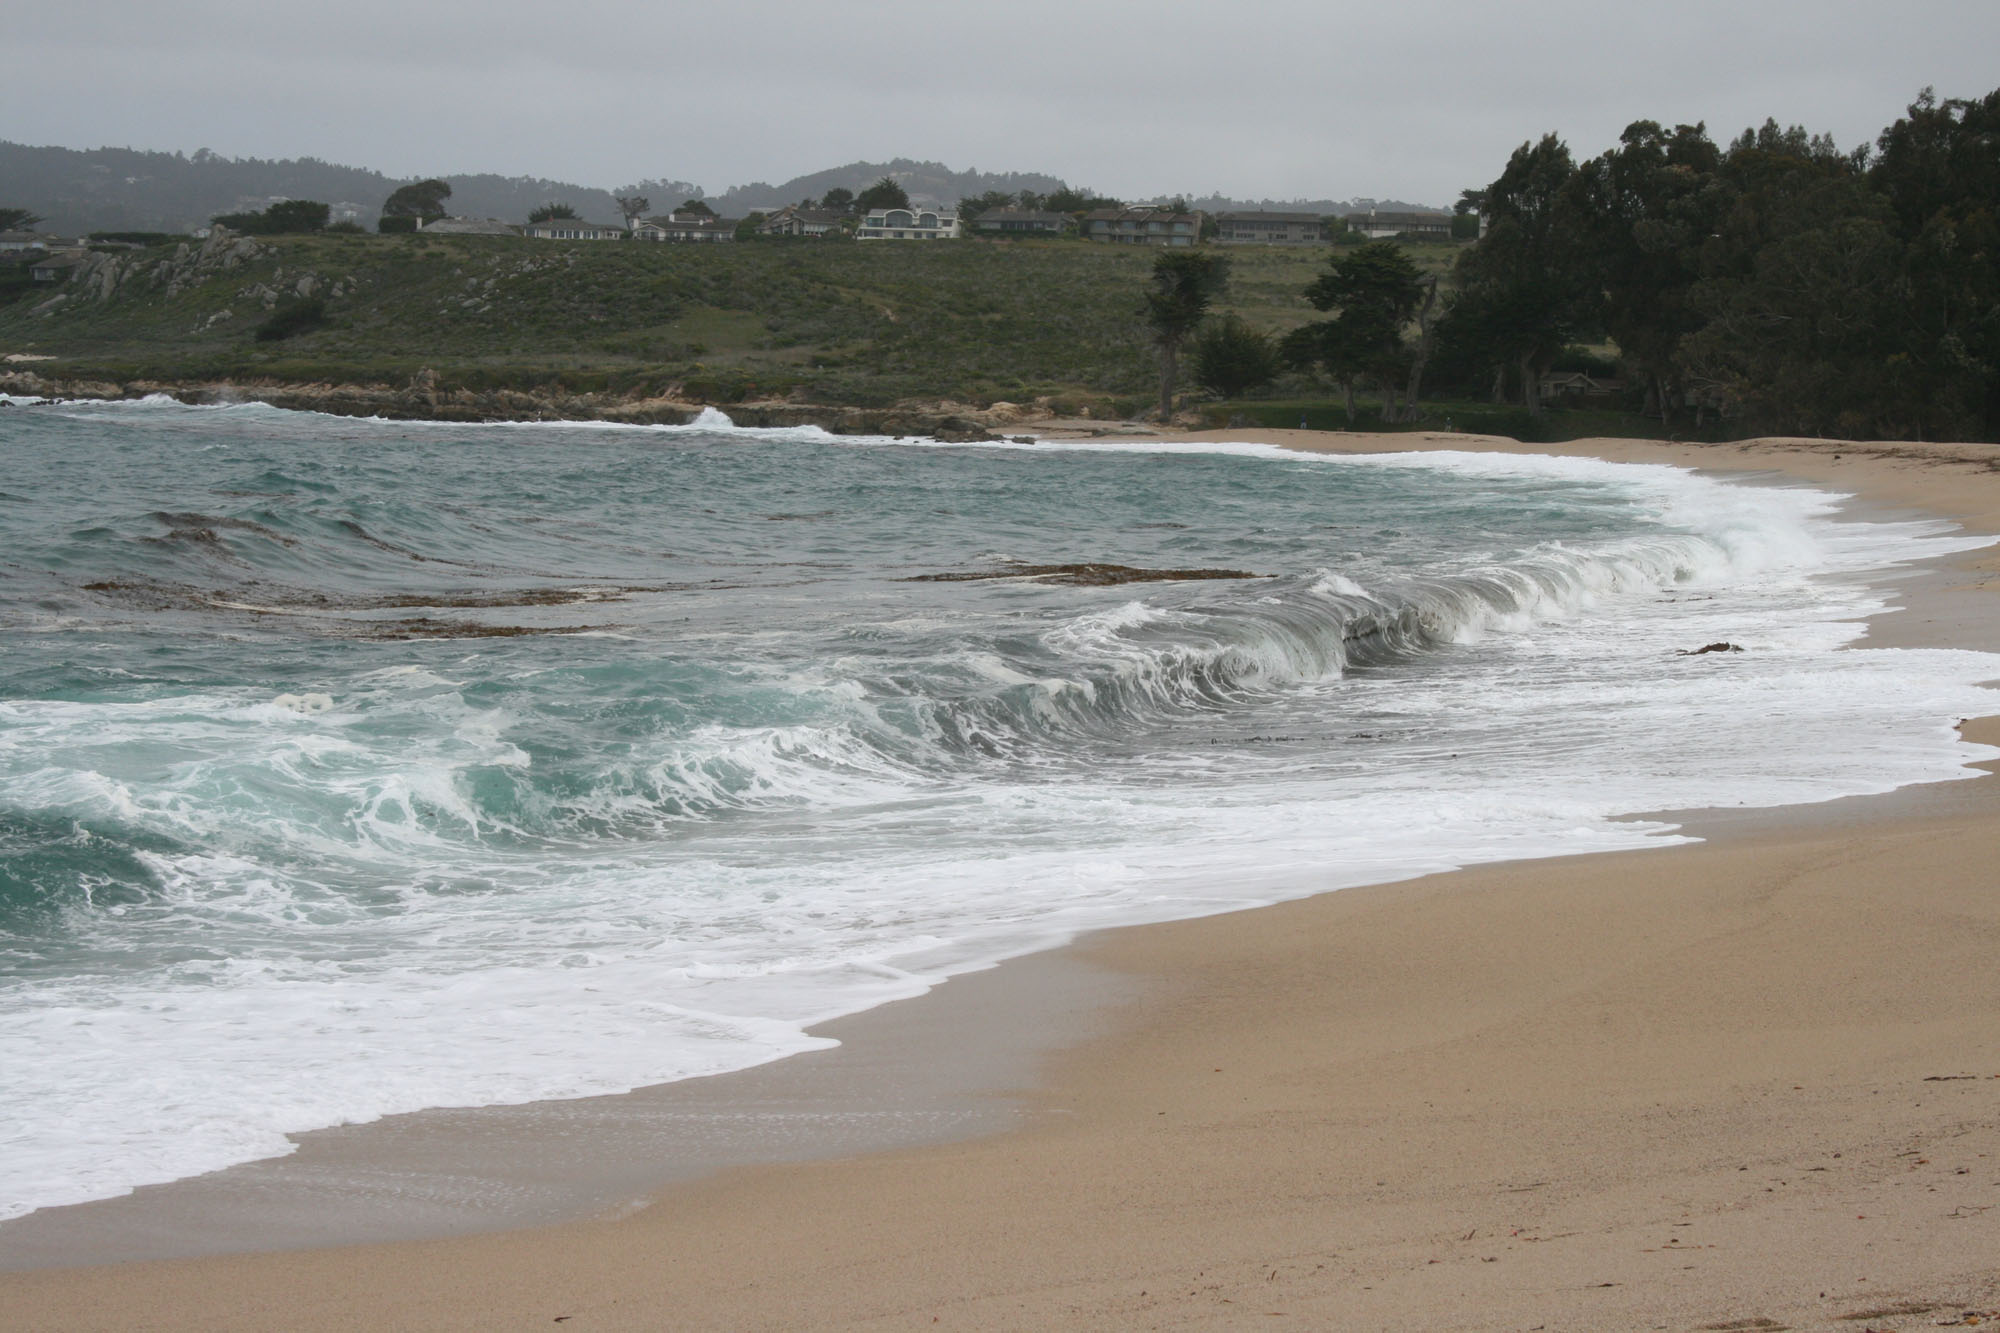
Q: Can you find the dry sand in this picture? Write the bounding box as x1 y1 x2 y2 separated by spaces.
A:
4 431 1999 1332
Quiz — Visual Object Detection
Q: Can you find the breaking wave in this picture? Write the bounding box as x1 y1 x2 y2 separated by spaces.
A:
0 399 1994 1226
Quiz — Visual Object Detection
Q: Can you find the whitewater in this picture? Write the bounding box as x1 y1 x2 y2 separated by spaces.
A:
1 395 1995 1223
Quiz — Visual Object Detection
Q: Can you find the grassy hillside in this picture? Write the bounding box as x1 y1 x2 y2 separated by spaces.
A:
0 233 1462 413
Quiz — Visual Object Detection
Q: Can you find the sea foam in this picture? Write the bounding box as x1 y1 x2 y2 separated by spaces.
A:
0 405 1994 1224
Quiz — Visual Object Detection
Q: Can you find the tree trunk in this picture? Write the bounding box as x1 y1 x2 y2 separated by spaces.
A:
1157 340 1178 423
1400 278 1440 422
1341 377 1356 425
1382 381 1400 423
1490 365 1506 403
1520 352 1542 417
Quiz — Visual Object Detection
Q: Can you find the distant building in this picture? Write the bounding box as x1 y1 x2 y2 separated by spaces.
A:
28 253 82 282
856 206 961 240
1538 372 1624 400
419 217 521 237
970 209 1074 236
632 212 735 243
1081 207 1202 247
1342 209 1452 240
522 217 625 241
1213 211 1323 245
755 206 845 238
0 230 48 255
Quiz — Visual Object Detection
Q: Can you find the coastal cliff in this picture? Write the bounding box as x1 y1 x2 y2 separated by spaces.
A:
0 368 1012 440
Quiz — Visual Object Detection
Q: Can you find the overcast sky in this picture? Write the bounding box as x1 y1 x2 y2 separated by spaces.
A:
7 0 1996 205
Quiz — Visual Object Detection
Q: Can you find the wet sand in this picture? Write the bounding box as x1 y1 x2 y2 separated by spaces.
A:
3 431 1998 1331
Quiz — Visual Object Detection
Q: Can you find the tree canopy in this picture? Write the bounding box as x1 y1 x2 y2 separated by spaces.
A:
0 207 42 232
1144 249 1230 421
378 180 450 233
1042 186 1120 215
213 199 330 235
1445 134 1598 416
1866 87 2000 436
1285 241 1426 420
854 177 910 213
1424 84 2000 438
1193 316 1280 399
956 189 1020 221
382 179 451 221
528 202 579 223
1562 120 1722 418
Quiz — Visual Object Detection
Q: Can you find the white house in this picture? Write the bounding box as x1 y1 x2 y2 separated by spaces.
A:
856 206 960 241
755 205 844 238
522 217 625 241
1342 209 1453 240
419 217 521 237
631 212 735 243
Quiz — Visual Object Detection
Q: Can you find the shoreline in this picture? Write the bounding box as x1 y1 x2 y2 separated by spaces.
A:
4 428 1999 1330
0 373 1014 441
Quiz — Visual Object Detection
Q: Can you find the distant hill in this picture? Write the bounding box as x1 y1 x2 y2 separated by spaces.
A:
711 159 1075 212
0 143 697 233
0 141 1442 233
713 164 1443 217
1177 193 1443 217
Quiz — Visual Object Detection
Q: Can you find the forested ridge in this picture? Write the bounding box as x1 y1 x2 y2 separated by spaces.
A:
1436 87 2000 441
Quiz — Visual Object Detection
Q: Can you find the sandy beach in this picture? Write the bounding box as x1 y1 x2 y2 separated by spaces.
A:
3 429 1998 1332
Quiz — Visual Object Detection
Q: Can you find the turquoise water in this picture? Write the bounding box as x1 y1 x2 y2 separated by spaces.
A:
1 395 1994 1221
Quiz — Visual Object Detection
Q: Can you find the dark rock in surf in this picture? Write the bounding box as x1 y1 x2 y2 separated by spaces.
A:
904 563 1263 587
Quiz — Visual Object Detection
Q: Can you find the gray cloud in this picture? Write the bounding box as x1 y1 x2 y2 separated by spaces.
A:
5 0 1995 205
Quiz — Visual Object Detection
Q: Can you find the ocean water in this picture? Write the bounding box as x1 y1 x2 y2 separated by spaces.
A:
1 395 1995 1223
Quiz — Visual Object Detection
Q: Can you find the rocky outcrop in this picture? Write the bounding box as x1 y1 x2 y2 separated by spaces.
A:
904 563 1264 586
0 370 1000 440
17 226 278 314
0 372 124 400
719 403 996 441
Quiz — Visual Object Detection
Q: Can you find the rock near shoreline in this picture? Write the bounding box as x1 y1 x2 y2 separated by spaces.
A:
0 369 1004 442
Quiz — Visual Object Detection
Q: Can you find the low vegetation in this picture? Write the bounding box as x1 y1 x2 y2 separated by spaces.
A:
209 199 331 235
0 230 1392 412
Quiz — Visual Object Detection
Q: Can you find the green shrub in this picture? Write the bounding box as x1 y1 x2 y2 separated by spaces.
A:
1192 316 1280 399
680 366 762 403
254 298 330 342
214 200 330 235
